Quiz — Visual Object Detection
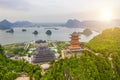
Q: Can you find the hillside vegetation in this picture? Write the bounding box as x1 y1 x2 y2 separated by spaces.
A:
41 50 115 80
85 27 120 56
41 27 120 80
0 45 41 80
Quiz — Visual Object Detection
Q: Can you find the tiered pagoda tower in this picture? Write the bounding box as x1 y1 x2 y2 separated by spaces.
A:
69 32 81 51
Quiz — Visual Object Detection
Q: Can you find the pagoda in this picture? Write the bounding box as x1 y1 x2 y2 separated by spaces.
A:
61 32 81 59
69 32 81 51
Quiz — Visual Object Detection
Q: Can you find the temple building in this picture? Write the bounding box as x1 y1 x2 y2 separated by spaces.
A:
34 40 48 47
69 32 81 51
32 46 55 63
61 32 82 59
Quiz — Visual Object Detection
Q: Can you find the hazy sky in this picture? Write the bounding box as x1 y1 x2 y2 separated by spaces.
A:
0 0 120 22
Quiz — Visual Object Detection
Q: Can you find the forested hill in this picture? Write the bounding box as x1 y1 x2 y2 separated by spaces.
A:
0 45 41 80
85 27 120 56
41 27 120 80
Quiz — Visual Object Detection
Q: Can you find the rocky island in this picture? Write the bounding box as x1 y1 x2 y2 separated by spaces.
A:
33 30 38 35
6 29 14 33
46 30 52 35
82 28 92 36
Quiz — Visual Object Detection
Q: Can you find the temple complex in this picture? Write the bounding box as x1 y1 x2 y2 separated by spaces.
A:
32 46 55 63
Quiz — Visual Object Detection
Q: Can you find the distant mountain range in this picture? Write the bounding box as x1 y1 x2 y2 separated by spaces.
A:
0 19 33 30
65 19 120 32
65 19 81 27
12 21 33 27
0 19 120 32
0 19 12 30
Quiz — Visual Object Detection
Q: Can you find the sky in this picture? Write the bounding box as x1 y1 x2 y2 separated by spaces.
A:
0 0 120 23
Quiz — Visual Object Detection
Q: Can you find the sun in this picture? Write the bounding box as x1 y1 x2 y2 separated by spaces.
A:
99 8 113 21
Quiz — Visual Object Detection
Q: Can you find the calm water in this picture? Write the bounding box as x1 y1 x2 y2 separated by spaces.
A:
0 27 99 45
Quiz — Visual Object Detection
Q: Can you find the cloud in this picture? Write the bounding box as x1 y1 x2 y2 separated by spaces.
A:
0 0 31 10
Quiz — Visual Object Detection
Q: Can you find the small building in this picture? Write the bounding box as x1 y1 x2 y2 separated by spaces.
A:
54 53 60 59
29 48 36 51
40 63 50 75
32 46 55 63
35 40 46 44
10 56 22 60
15 72 30 80
34 40 48 47
49 47 58 52
15 77 30 80
4 53 14 58
28 50 33 54
40 63 50 70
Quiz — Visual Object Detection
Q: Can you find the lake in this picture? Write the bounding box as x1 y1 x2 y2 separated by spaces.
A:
0 27 99 45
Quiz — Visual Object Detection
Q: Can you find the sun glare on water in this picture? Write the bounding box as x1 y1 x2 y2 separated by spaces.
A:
99 8 114 22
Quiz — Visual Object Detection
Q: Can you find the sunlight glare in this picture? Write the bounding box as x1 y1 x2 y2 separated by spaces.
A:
100 8 113 21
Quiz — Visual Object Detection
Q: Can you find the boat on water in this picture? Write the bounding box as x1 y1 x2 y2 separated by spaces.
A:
54 28 59 30
22 29 27 32
44 27 59 30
